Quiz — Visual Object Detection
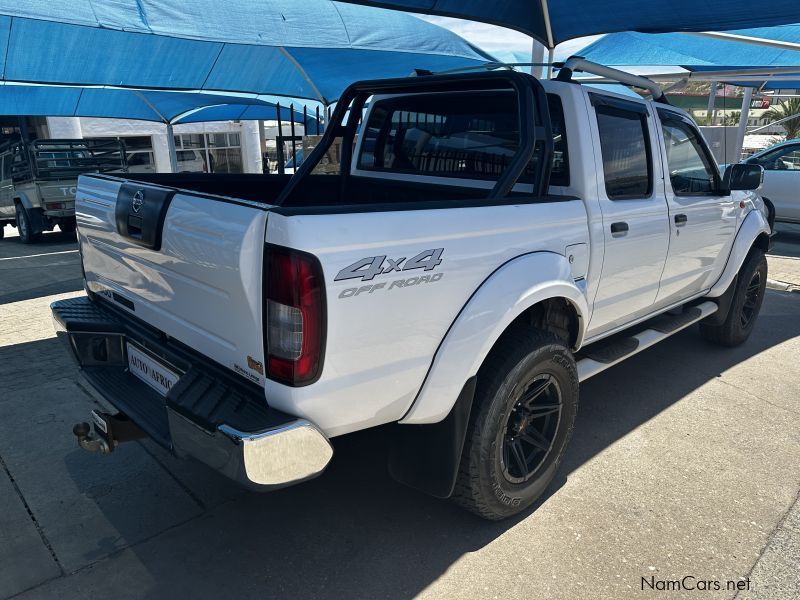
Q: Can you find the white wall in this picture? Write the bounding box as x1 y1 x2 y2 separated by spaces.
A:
45 117 82 138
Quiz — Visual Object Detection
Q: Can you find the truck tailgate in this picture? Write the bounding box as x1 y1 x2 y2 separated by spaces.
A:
37 181 77 215
76 175 269 386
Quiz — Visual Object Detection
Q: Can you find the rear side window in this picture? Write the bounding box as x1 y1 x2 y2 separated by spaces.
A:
595 102 652 199
357 92 568 187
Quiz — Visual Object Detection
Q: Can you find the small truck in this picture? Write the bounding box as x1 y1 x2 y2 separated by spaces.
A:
52 59 773 520
0 138 126 243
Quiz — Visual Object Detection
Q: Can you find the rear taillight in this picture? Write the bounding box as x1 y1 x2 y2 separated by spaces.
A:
265 246 325 386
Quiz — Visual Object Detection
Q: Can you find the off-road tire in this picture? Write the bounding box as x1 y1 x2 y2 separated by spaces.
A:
451 327 579 520
700 249 767 347
15 203 42 244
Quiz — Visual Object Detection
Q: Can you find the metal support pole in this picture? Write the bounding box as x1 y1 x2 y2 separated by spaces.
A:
276 103 284 175
530 38 546 79
547 48 555 79
734 87 753 162
706 82 717 124
290 104 297 168
165 123 178 173
258 120 267 173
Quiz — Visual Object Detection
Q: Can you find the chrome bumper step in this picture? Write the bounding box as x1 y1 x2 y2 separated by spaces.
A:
52 296 333 491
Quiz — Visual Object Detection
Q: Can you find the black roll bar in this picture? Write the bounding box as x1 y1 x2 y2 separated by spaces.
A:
274 70 554 207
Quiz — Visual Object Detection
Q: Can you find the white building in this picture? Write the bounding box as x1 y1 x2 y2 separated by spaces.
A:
44 116 309 174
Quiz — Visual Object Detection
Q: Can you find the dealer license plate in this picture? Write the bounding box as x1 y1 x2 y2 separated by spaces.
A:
126 343 180 397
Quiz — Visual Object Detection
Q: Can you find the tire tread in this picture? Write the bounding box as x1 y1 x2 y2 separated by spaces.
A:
451 326 577 520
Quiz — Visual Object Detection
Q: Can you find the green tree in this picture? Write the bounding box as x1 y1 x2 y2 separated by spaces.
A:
722 111 741 126
763 98 800 140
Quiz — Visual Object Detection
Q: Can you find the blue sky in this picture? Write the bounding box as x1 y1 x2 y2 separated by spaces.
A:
415 15 603 62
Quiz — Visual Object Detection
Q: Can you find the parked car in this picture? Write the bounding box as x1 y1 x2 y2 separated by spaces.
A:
124 150 157 174
744 139 800 223
0 138 126 242
53 61 771 520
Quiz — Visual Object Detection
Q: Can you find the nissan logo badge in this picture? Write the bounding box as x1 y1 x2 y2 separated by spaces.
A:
132 189 145 213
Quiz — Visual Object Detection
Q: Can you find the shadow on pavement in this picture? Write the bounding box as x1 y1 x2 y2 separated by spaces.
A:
14 290 789 598
0 231 81 305
768 222 800 258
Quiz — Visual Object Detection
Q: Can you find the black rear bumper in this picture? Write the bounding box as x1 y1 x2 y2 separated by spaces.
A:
51 296 332 490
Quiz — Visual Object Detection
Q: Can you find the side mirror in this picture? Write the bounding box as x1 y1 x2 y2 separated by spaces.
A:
723 163 764 192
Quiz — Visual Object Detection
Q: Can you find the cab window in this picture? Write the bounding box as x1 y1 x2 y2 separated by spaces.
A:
357 92 569 187
594 101 652 199
658 111 719 195
749 145 800 170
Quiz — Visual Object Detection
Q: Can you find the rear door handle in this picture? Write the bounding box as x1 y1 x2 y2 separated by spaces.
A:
610 222 629 236
674 213 688 226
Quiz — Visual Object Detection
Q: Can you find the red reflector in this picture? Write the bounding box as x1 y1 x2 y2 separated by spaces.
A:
265 246 325 386
46 202 66 210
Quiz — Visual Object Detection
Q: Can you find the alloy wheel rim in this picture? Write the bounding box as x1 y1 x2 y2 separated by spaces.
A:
501 373 563 484
741 271 762 328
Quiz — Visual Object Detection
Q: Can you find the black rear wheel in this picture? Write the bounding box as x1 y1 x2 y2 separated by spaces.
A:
700 249 767 347
15 203 42 244
451 327 578 520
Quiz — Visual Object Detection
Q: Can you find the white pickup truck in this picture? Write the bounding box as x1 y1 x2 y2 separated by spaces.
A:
52 60 773 520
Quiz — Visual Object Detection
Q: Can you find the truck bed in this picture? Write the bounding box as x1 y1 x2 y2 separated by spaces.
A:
114 172 560 210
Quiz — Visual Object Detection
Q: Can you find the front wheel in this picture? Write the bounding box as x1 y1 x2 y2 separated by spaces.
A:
451 328 579 520
15 203 42 244
700 249 767 347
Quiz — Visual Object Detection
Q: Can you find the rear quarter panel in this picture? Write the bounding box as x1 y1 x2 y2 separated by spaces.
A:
266 200 589 437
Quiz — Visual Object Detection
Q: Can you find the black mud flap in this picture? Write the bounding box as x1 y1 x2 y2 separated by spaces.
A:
28 207 47 235
387 377 476 499
704 274 738 326
115 182 175 250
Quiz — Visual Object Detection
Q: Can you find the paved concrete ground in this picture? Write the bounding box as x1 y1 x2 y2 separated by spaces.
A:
0 222 799 599
767 223 800 291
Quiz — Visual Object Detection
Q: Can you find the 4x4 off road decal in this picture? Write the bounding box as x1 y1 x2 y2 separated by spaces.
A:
335 248 445 299
335 248 444 281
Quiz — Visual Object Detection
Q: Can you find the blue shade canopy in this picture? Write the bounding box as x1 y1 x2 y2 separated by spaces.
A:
331 1 800 48
0 84 314 125
0 1 491 104
579 27 800 90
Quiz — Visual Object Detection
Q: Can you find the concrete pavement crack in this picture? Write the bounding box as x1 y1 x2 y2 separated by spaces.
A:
735 485 800 599
713 376 800 416
0 453 65 577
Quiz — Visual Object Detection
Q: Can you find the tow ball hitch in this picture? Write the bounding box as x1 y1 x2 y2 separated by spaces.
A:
72 410 145 454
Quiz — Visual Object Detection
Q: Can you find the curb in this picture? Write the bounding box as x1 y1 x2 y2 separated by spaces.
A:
766 278 800 293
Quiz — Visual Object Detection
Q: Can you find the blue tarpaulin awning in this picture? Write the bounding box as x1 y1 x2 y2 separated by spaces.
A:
579 27 800 89
0 1 492 104
0 84 315 125
332 1 800 48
